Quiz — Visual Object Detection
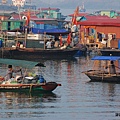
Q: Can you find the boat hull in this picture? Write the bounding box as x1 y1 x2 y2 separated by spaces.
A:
84 70 120 83
100 49 120 56
0 82 61 92
1 47 80 59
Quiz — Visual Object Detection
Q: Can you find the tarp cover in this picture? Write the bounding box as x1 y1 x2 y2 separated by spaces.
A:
30 28 69 35
91 56 120 61
0 58 45 68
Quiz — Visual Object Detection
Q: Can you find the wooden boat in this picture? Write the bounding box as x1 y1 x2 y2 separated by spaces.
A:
82 56 120 83
0 47 80 59
0 58 61 92
100 48 120 56
0 82 61 92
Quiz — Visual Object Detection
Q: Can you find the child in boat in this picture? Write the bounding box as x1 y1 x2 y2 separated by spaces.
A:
5 65 22 81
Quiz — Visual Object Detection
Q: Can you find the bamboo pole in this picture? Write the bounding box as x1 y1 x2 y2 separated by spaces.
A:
44 32 46 50
25 28 27 47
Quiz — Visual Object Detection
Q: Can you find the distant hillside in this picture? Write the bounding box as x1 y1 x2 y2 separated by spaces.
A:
4 0 120 13
29 0 120 11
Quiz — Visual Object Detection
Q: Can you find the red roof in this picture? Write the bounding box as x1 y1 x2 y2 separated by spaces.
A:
11 14 38 20
77 18 120 26
30 18 56 21
69 13 110 21
68 12 88 17
20 10 39 16
10 14 20 19
84 15 110 20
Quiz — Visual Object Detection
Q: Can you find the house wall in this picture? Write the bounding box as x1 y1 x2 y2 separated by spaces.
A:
110 11 116 18
101 11 110 16
1 20 25 30
35 24 44 29
98 10 117 18
0 15 9 20
37 9 64 20
96 26 120 38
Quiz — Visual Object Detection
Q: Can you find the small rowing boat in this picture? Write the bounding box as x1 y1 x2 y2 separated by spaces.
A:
0 58 61 92
82 56 120 83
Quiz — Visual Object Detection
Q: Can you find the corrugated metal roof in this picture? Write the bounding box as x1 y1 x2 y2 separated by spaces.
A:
68 12 88 17
30 18 56 21
84 15 110 20
20 11 40 15
10 14 38 20
77 18 120 26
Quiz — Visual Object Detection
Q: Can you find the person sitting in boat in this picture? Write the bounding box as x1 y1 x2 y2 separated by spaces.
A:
60 42 67 49
54 36 60 48
5 65 22 81
108 61 116 74
51 39 55 48
16 41 20 48
46 40 52 49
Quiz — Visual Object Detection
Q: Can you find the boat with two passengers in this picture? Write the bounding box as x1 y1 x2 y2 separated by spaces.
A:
0 58 61 92
82 56 120 83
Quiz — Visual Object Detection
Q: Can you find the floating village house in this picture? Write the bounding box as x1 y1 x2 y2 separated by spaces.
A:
0 7 68 48
69 9 120 50
1 7 67 30
94 10 118 18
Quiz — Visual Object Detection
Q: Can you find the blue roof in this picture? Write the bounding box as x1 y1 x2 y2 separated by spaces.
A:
91 56 120 61
31 28 69 34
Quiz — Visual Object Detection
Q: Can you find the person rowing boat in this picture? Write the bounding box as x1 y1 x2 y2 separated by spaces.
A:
5 65 22 81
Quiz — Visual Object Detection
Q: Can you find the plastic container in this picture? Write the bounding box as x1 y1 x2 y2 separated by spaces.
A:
0 39 3 48
39 75 44 83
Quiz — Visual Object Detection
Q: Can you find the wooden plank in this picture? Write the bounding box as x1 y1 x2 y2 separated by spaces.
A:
0 83 46 87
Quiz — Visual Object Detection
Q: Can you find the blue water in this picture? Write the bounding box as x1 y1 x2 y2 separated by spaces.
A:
0 56 120 120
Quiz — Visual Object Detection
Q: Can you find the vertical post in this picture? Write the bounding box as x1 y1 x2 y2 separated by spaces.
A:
95 30 98 43
79 25 81 44
25 28 27 47
44 32 46 50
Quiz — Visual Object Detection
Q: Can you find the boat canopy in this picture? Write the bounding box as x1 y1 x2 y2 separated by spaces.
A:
0 58 45 69
91 56 120 61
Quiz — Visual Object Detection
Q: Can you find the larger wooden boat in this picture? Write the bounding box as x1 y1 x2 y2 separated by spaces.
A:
0 58 61 92
82 56 120 83
0 30 87 59
0 47 80 59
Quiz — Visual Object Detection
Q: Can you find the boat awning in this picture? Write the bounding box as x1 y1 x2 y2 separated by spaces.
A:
91 56 120 61
0 58 45 69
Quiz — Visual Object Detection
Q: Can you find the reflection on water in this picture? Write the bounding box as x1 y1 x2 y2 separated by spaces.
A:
0 92 59 119
0 56 120 119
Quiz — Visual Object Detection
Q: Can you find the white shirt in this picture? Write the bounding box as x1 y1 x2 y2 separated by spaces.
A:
46 41 52 48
